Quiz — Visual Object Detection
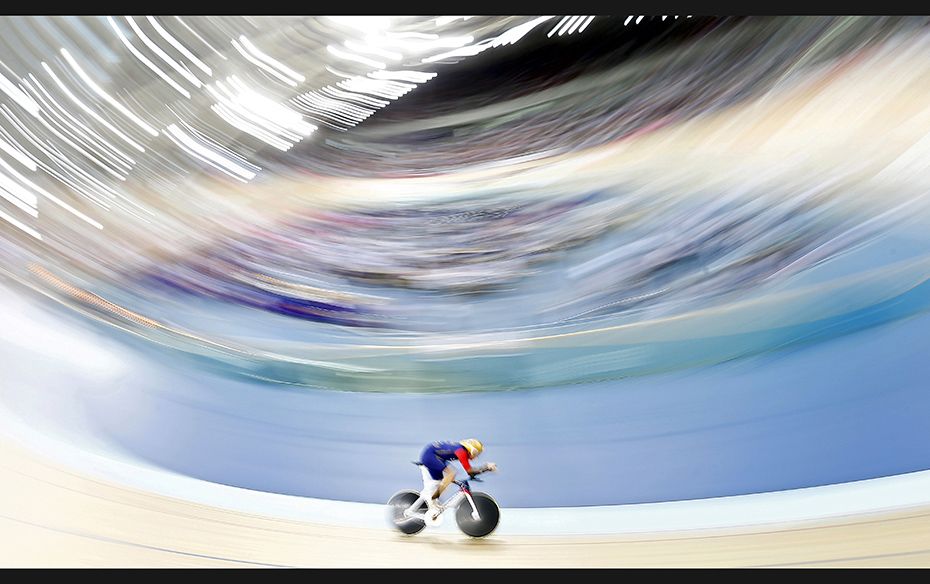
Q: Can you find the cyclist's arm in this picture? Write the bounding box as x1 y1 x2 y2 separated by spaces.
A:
454 447 494 477
454 447 474 475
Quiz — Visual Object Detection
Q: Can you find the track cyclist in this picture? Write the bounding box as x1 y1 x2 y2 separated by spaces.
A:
405 438 497 520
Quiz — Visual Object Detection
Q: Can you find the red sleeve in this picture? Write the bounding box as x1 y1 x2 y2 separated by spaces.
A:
455 447 472 472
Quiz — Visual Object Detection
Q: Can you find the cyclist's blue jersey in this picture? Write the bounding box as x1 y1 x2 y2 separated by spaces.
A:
420 440 471 480
423 440 463 461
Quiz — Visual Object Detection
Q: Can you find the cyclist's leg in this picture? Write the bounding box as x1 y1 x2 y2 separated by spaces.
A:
423 464 444 519
404 461 443 518
435 466 456 500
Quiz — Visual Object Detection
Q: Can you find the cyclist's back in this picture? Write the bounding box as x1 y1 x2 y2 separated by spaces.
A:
422 440 463 462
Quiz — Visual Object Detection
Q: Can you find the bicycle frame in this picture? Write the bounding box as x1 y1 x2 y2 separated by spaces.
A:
407 479 482 522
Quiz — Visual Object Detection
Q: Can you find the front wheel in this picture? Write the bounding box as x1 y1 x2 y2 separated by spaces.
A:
386 489 426 535
455 492 500 538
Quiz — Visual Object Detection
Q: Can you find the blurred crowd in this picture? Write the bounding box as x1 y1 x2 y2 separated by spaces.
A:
288 16 907 178
136 175 879 331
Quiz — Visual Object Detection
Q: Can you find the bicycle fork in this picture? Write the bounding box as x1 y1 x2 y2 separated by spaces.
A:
461 490 481 521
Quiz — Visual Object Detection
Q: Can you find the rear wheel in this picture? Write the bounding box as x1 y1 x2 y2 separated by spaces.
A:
387 490 427 535
455 492 500 538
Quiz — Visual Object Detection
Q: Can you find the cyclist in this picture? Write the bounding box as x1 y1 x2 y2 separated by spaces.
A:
405 438 497 520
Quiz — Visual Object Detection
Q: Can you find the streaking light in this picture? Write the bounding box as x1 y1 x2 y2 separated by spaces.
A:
548 16 570 38
125 16 204 89
326 45 386 70
60 47 159 139
319 85 389 108
325 16 392 34
0 70 40 117
0 143 102 229
147 16 213 76
367 70 437 84
24 74 136 168
238 36 305 84
435 16 473 26
558 16 579 36
343 40 402 62
231 39 298 88
0 206 41 239
0 133 38 171
174 16 228 61
106 16 191 99
567 15 586 34
164 123 257 181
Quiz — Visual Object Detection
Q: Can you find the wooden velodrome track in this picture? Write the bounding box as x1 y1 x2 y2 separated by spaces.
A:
1 434 929 568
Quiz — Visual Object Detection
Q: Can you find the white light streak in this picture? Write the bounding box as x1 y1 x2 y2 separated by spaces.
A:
558 16 579 36
25 74 135 168
0 183 38 217
344 40 402 61
435 16 472 26
0 206 41 239
337 77 415 100
22 91 127 181
291 97 365 127
164 123 257 181
0 142 103 229
147 16 213 76
295 92 371 120
318 85 388 108
209 99 294 151
373 34 474 54
325 16 392 34
0 166 38 210
293 94 368 121
567 15 586 34
60 47 161 137
0 72 40 117
238 35 305 83
206 78 315 151
326 45 386 70
324 65 357 79
421 39 494 63
1 104 117 207
175 118 259 171
1 104 80 185
578 16 596 32
20 79 129 179
636 16 644 24
231 39 298 87
493 16 554 46
125 16 204 88
106 16 191 99
0 133 37 171
42 145 120 202
367 69 437 83
547 16 570 38
624 16 633 25
0 170 37 213
174 16 227 60
224 77 315 135
385 32 439 40
0 122 102 213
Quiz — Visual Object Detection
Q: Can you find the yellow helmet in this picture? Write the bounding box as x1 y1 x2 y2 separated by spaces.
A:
460 438 483 458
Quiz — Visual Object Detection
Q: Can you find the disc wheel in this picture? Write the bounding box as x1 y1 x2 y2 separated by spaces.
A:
386 490 427 535
455 492 500 538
